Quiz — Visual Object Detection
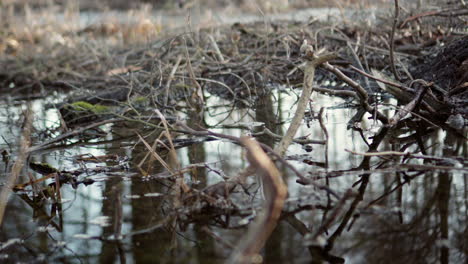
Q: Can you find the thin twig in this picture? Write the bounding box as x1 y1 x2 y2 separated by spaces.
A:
390 0 401 81
164 55 182 106
208 35 225 63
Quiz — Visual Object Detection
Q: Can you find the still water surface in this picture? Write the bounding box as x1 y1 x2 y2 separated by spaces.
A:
0 88 466 263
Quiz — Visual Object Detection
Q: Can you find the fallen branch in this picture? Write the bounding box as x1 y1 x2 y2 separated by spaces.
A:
275 49 337 157
322 63 389 124
227 136 287 264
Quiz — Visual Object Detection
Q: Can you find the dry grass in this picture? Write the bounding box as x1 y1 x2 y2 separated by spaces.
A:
0 0 463 114
0 0 397 56
2 0 431 61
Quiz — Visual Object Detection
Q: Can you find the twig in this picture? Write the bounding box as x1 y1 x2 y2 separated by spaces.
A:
164 55 182 106
311 189 355 241
322 63 389 124
400 8 468 28
312 87 359 99
352 67 439 112
325 34 414 57
380 103 438 127
345 149 466 166
201 226 234 249
390 0 401 81
350 66 414 94
388 83 428 126
183 37 204 112
27 118 122 153
137 133 173 173
250 127 325 145
208 35 225 63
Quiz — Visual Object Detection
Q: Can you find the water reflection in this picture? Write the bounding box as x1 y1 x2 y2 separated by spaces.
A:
0 88 466 263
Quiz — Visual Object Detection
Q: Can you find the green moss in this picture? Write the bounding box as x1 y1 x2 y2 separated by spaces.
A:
133 96 148 103
69 101 110 114
92 104 110 113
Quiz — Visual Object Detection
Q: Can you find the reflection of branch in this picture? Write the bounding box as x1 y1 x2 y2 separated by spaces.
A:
365 172 423 208
326 175 369 252
201 226 234 249
176 122 304 179
176 122 340 198
251 127 325 145
345 149 466 170
400 163 467 172
16 193 61 231
228 136 287 263
325 128 389 252
286 215 345 264
311 189 355 241
27 118 122 153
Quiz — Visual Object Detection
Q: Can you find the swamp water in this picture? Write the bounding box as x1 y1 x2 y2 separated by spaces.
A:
0 88 466 263
0 5 467 264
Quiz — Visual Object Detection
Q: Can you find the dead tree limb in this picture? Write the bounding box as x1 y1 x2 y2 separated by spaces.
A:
0 105 33 225
322 63 389 124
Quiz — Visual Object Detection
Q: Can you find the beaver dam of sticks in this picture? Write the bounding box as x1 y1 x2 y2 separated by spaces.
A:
0 4 467 264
